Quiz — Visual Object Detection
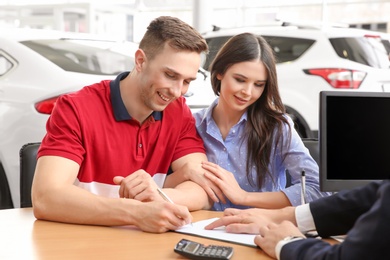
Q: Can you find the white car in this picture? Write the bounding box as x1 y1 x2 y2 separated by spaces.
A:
0 28 214 208
184 67 215 112
203 25 390 138
379 32 390 58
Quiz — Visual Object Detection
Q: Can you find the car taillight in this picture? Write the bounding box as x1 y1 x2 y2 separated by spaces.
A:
303 68 366 89
364 34 381 39
35 96 59 114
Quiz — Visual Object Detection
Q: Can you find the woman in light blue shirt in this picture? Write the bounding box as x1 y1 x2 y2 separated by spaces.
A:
193 33 330 211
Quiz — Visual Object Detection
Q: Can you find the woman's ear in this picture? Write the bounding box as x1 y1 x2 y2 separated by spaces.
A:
216 73 223 80
134 49 147 71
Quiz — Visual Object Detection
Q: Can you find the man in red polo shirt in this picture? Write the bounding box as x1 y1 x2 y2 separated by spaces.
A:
31 16 218 233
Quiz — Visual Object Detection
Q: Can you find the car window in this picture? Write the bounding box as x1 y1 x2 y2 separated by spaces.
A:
263 36 314 63
330 36 390 69
381 39 390 56
204 36 230 70
20 39 135 75
0 52 15 76
204 35 314 70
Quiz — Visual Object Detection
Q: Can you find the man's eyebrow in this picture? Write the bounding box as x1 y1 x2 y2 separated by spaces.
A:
165 67 197 81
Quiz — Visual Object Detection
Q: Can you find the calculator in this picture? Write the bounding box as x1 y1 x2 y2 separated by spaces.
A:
174 238 234 259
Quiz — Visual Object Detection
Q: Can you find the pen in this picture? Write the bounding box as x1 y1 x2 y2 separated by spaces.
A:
301 170 306 205
157 187 174 204
157 187 192 226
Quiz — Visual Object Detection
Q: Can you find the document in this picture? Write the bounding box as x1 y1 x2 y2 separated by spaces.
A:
174 217 257 247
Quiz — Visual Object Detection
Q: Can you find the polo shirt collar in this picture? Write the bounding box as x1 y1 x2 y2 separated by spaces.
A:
110 71 162 121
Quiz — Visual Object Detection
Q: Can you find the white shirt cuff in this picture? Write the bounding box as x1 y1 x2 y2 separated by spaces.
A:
295 203 316 232
275 205 316 259
275 237 305 260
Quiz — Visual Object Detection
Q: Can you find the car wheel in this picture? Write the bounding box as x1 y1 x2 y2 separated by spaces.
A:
286 107 314 139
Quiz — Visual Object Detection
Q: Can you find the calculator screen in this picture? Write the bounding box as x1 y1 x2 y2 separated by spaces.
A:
184 243 199 253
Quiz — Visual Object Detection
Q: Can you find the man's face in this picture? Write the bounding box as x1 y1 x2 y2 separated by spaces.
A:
138 43 201 111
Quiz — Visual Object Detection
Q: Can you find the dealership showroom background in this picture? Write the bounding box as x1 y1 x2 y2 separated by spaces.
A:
1 1 390 260
0 0 389 40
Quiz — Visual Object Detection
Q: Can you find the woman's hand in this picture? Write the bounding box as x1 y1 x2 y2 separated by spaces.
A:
205 213 266 234
185 162 226 203
168 161 226 203
202 161 247 205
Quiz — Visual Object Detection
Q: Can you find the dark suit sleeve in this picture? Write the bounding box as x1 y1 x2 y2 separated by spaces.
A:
310 181 382 237
280 180 390 260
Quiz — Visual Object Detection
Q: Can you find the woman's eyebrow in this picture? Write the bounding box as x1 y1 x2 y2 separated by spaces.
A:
233 73 267 82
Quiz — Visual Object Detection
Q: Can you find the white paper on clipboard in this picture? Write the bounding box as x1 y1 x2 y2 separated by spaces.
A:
174 217 257 247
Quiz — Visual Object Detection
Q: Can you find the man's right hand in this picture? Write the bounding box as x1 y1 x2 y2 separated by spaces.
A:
132 200 192 233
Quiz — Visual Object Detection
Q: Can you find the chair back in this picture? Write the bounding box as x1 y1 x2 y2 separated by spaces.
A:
19 142 40 208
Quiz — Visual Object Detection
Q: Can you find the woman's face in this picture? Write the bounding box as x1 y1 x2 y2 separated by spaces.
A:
217 60 267 113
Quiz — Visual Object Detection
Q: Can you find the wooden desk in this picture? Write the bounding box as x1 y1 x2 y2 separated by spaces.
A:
0 208 271 260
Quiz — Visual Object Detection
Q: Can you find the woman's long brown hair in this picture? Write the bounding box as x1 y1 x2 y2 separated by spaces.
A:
209 33 291 187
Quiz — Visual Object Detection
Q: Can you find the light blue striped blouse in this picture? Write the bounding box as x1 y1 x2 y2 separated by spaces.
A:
194 98 330 211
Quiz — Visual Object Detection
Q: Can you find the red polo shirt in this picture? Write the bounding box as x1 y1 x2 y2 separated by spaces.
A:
38 72 205 195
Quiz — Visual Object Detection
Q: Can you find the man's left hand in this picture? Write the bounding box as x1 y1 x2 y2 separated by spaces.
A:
113 170 161 201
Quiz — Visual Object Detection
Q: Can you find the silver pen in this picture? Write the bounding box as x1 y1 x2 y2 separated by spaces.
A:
157 187 174 204
301 170 306 205
157 187 192 226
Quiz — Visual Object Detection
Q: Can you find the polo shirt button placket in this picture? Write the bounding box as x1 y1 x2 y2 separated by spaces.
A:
137 143 143 157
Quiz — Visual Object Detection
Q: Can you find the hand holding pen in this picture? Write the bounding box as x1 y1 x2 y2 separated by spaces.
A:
157 187 193 226
157 187 175 203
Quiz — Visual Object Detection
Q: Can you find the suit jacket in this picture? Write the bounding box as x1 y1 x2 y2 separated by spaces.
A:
280 180 390 260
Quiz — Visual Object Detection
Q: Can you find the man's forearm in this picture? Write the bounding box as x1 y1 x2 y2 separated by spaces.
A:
163 181 212 211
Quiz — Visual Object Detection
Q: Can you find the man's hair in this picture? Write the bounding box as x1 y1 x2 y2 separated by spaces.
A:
139 16 208 60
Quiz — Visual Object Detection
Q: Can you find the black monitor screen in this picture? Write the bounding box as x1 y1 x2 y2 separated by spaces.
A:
320 91 390 191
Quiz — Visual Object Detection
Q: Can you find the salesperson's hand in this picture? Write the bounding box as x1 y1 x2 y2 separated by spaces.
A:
255 221 305 258
205 207 298 233
223 207 298 226
205 214 266 234
113 170 161 202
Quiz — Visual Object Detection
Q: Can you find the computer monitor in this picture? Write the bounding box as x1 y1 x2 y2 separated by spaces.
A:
319 91 390 192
